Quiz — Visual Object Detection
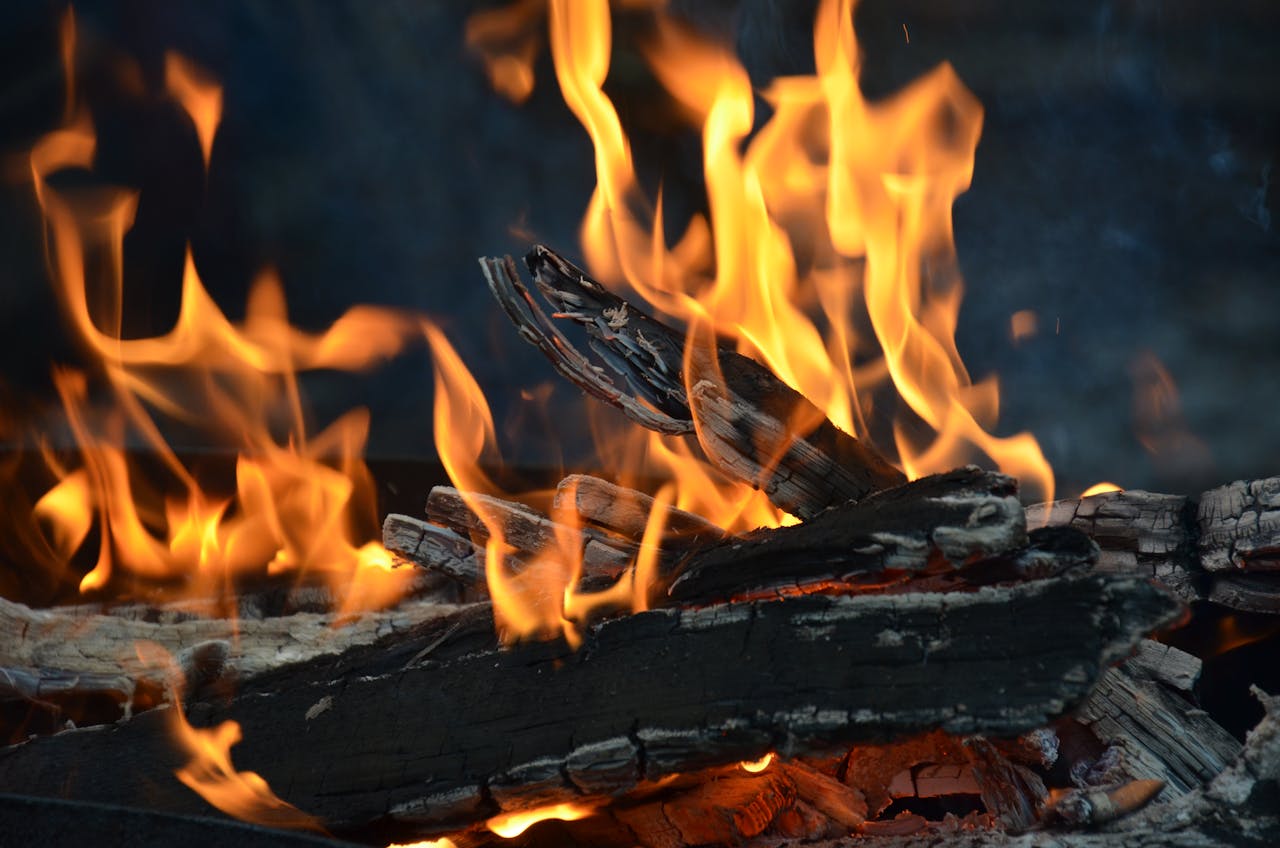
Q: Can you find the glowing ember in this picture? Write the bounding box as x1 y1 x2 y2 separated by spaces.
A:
740 752 775 773
486 801 599 838
386 840 458 848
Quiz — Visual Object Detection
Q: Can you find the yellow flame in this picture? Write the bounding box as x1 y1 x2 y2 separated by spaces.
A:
487 801 599 838
534 0 1054 504
25 21 418 613
1080 481 1122 498
739 752 774 773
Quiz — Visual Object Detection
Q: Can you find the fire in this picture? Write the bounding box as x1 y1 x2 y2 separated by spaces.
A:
25 20 419 613
486 801 600 838
480 0 1055 505
740 752 774 773
135 642 323 831
1081 481 1123 498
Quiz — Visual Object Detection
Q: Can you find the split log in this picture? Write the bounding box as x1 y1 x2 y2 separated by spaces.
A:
554 474 724 547
383 513 485 587
0 572 1178 834
666 467 1027 604
426 485 635 574
481 246 906 518
1072 641 1241 800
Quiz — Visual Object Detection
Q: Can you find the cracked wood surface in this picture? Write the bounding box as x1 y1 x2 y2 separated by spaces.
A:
0 573 1178 833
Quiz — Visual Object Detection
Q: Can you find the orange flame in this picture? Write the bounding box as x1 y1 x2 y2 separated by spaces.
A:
26 23 419 613
740 752 774 773
135 642 324 832
164 52 222 172
487 801 600 837
531 0 1055 503
1080 481 1122 498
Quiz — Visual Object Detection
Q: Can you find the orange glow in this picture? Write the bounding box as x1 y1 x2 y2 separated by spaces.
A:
164 52 222 171
26 23 419 613
465 0 546 104
739 752 774 773
486 801 599 837
386 840 458 848
1203 615 1280 660
1130 350 1213 474
1081 481 1123 498
136 643 324 831
535 0 1054 504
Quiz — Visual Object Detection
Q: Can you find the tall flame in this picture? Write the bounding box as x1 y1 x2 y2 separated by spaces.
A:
26 20 419 613
526 0 1055 503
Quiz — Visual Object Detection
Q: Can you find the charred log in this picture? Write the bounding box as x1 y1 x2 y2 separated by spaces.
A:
481 246 906 518
0 573 1177 834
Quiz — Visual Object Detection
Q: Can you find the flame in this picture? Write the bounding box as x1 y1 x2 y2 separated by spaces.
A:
1080 481 1122 498
486 801 599 838
1010 309 1038 344
135 642 324 831
739 752 774 773
528 0 1055 503
164 52 222 171
1203 615 1280 660
1130 350 1213 476
25 22 419 613
387 840 458 848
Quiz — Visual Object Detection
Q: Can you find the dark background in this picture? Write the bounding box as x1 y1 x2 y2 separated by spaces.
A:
0 0 1277 497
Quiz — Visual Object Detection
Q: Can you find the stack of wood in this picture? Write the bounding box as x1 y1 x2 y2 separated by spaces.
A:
0 244 1276 848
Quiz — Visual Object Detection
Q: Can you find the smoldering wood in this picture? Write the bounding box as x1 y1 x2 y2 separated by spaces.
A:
554 474 724 547
482 246 907 518
0 573 1177 833
383 512 486 587
426 485 637 574
964 737 1048 831
611 771 797 848
1072 641 1242 801
665 467 1027 604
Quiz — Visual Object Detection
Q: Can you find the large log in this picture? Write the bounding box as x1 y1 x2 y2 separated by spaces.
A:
481 246 907 519
0 572 1178 836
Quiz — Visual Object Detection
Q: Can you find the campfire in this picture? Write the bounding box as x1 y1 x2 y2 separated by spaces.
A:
1 2 1277 848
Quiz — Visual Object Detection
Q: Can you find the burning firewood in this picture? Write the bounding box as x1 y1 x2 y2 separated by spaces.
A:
554 474 724 548
481 246 907 519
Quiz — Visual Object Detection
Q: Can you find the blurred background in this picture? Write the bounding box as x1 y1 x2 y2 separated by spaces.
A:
1 0 1277 497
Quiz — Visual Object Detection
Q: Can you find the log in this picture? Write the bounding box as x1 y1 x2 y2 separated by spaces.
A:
1072 641 1242 801
383 513 485 587
426 485 636 574
0 572 1178 834
481 246 907 518
666 467 1027 604
554 474 724 547
1197 478 1280 572
1027 478 1280 613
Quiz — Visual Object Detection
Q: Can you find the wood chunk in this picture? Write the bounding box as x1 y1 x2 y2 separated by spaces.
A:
0 574 1178 831
1073 642 1241 800
483 246 906 518
426 486 634 575
616 772 795 847
1198 477 1280 572
554 475 724 546
1045 779 1165 826
844 732 982 816
667 467 1027 604
965 737 1048 830
1027 489 1198 602
779 760 867 829
383 513 484 586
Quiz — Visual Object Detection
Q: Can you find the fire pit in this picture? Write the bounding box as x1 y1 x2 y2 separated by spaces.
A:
0 2 1277 847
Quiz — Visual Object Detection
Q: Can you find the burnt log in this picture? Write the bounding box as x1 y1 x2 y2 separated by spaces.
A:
481 246 907 518
554 474 724 547
666 467 1026 604
0 572 1177 835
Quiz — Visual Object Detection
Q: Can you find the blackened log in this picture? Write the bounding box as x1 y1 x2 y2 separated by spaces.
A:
482 246 906 518
666 467 1026 604
0 573 1178 833
1197 478 1280 572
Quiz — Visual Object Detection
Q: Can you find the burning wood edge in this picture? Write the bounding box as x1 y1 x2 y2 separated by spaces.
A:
480 245 907 519
554 474 725 547
1028 475 1280 613
0 572 1178 836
